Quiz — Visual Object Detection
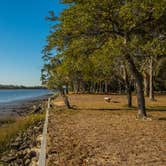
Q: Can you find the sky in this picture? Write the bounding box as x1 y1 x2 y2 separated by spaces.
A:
0 0 66 86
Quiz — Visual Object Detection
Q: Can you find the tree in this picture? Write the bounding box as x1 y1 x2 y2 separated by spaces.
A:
41 56 71 109
43 0 166 118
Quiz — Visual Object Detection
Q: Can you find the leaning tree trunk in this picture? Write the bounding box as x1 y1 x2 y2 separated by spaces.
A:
60 88 71 109
149 57 155 101
63 95 71 109
125 54 147 118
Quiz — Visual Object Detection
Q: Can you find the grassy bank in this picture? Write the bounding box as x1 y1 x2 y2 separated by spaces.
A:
0 113 45 153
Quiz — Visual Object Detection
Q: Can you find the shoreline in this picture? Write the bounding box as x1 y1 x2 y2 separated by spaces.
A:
0 94 53 117
0 94 54 165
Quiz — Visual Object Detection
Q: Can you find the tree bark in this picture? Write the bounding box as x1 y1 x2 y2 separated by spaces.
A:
99 81 102 93
81 81 86 93
149 57 155 101
123 67 132 107
104 80 108 93
95 82 98 93
77 80 80 93
127 87 132 107
66 84 69 94
63 95 71 109
60 88 71 109
125 54 147 118
92 81 95 93
118 80 121 94
144 72 149 97
73 81 77 93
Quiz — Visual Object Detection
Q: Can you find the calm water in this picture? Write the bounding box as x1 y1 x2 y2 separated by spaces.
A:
0 89 53 103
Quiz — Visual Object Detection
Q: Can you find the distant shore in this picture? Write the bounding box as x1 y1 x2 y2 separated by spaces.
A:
0 84 47 90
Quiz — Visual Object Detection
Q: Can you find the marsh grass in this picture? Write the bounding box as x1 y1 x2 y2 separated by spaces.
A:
0 113 45 153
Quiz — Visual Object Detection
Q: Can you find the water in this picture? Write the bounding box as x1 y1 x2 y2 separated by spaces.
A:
0 89 53 103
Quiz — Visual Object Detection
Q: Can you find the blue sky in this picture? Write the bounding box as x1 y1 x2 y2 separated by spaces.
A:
0 0 66 86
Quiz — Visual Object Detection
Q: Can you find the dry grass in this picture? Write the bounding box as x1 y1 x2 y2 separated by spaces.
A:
48 94 166 166
0 116 16 127
0 113 45 153
69 94 166 110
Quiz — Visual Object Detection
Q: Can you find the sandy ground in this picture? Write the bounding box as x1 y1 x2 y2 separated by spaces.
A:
47 94 166 166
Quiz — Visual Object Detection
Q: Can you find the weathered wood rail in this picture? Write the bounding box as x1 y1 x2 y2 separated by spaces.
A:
38 98 51 166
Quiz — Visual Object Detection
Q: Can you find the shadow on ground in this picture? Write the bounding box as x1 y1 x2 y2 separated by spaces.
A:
71 106 166 113
147 106 166 112
158 117 166 121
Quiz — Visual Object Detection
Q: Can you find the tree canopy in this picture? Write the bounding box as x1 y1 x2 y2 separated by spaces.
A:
42 0 166 118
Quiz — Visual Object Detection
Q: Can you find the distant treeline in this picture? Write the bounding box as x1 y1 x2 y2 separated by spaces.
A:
0 84 47 89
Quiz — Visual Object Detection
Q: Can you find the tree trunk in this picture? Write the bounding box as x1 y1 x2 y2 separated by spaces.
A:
92 81 95 93
127 87 132 107
123 67 132 107
81 81 86 93
136 77 146 117
95 82 98 93
71 82 74 92
60 88 71 109
104 80 108 93
63 95 71 109
66 84 69 94
118 80 121 94
99 81 102 93
73 81 77 93
125 54 147 118
77 80 80 93
144 72 149 97
149 57 155 101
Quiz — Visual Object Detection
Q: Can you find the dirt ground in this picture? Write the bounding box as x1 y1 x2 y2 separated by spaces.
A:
47 94 166 166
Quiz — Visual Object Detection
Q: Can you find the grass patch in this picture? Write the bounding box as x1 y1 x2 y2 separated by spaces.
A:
0 113 45 153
